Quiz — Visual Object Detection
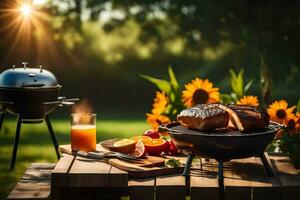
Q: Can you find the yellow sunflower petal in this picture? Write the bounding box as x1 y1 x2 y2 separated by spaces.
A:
278 100 288 109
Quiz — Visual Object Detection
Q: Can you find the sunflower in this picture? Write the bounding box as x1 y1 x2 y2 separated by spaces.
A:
284 113 298 135
267 100 296 124
146 112 171 130
151 91 168 114
237 95 259 106
182 78 220 107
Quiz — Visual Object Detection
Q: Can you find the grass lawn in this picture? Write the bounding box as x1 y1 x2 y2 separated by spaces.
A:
0 118 150 199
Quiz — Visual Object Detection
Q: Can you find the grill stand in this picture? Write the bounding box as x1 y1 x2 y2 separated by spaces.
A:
0 110 4 131
0 112 60 169
182 153 274 199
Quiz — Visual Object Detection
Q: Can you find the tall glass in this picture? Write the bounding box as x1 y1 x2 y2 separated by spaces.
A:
71 113 96 152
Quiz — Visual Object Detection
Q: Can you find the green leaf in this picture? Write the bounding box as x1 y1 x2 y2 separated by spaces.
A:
140 74 171 94
229 69 244 98
168 66 179 90
297 99 300 112
165 158 181 168
244 79 254 93
220 94 233 104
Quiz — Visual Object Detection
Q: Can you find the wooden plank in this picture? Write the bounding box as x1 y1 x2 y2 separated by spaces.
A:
190 158 219 200
224 158 253 200
156 174 186 200
23 164 55 181
7 182 51 200
108 166 128 187
223 155 282 200
67 156 111 187
253 155 281 200
51 154 75 200
51 154 75 187
128 178 155 200
8 163 54 200
268 153 300 200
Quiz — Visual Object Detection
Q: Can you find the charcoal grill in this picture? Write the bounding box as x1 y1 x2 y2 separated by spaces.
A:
161 122 281 188
0 62 79 169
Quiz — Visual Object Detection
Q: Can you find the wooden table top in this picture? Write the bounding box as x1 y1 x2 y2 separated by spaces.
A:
51 153 300 200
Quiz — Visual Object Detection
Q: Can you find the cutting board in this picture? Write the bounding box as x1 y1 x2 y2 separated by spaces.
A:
59 144 185 178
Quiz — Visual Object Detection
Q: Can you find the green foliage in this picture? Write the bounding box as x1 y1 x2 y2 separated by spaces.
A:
277 130 300 166
140 74 172 94
297 99 300 112
220 68 254 103
165 158 181 168
229 69 244 98
168 66 179 91
141 66 184 120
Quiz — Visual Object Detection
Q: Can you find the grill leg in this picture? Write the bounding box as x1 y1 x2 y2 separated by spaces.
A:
182 154 195 177
218 159 225 200
0 111 5 132
260 153 274 177
10 115 22 170
218 160 224 187
45 115 60 160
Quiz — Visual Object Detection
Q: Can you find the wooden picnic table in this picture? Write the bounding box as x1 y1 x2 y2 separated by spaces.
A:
47 153 300 200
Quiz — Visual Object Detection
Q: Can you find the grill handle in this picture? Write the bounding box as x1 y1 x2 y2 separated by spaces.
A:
43 98 80 106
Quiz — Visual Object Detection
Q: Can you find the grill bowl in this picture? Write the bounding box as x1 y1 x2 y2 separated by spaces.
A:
163 122 280 161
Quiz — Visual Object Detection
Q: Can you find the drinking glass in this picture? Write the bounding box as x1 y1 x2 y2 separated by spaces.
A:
71 113 96 152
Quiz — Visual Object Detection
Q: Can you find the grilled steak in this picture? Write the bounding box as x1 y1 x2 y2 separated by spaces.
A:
177 104 269 131
177 104 229 131
226 104 269 131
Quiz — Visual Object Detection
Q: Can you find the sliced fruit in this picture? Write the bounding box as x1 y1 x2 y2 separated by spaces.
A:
168 139 179 156
131 135 152 144
112 139 136 154
163 138 170 154
143 138 166 156
130 142 146 158
143 129 160 139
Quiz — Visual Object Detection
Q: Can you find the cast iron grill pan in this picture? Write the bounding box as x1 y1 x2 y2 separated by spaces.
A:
163 122 280 161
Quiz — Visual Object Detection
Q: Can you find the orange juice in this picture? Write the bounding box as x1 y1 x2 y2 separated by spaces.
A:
71 124 96 152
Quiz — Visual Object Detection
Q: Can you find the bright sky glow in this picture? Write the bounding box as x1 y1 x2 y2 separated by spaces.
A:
33 0 48 6
20 4 31 17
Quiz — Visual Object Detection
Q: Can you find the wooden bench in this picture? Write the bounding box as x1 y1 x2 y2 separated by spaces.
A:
8 153 300 200
7 163 55 200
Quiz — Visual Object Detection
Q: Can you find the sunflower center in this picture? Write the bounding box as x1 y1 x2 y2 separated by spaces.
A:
192 89 209 105
276 109 286 119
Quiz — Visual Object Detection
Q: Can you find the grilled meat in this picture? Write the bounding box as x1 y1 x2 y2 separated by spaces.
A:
226 104 269 131
177 104 269 131
177 104 229 131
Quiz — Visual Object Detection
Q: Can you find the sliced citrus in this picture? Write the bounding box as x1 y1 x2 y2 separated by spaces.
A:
143 138 166 156
113 138 135 147
131 136 152 144
130 142 146 158
112 139 136 154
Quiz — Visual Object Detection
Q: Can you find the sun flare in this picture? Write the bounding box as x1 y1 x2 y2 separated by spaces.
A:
20 4 31 17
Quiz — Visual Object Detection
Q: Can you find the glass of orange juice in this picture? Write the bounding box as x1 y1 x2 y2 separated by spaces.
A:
71 113 96 152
